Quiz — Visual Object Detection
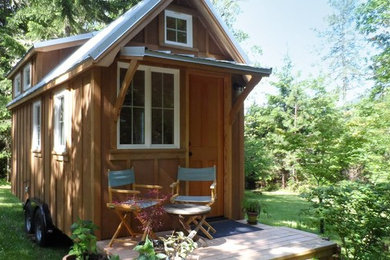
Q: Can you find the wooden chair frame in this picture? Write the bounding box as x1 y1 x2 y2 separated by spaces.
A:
169 166 217 239
106 168 162 247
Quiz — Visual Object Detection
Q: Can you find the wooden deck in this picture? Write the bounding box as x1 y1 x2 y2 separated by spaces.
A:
97 221 338 260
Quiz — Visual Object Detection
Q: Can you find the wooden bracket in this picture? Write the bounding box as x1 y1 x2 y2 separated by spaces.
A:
229 74 262 125
113 59 139 122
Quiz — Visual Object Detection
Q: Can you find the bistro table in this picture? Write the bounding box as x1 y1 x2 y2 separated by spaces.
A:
106 199 160 247
163 203 211 239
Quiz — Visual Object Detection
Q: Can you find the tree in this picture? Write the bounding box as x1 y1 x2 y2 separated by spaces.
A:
211 0 249 42
319 0 368 101
9 0 141 41
0 0 25 180
357 0 390 96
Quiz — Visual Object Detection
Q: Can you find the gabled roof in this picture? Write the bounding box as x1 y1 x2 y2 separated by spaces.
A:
7 0 259 108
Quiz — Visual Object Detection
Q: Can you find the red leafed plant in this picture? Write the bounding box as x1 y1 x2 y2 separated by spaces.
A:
134 190 171 235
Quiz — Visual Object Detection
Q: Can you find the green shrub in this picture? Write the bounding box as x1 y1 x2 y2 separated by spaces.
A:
69 218 98 259
303 181 390 259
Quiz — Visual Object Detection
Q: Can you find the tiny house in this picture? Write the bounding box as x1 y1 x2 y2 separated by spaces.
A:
7 0 271 242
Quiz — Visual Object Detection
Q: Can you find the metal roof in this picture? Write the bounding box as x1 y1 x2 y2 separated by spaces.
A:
7 0 255 108
121 47 271 75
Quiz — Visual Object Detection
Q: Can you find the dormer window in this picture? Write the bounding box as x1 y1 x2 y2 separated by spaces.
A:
164 10 193 48
14 73 21 97
23 63 31 90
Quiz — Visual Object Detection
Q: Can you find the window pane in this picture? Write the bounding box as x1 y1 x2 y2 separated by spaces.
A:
133 108 145 144
163 74 174 108
152 108 162 144
177 19 187 31
133 71 145 107
166 16 176 29
120 107 132 144
36 106 41 147
167 29 176 42
152 72 162 107
177 31 187 43
163 110 174 144
58 97 64 146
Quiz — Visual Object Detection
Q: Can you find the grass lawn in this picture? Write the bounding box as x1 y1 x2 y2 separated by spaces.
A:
0 183 70 259
245 190 320 234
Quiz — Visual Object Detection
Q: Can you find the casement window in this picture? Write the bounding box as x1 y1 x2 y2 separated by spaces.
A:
117 63 180 149
53 89 70 153
23 63 31 90
32 101 42 151
164 10 193 48
14 73 21 97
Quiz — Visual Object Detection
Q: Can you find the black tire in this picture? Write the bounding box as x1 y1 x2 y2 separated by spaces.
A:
24 204 34 234
34 210 47 246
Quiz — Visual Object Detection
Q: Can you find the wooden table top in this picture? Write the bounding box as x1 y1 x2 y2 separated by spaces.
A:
163 203 211 216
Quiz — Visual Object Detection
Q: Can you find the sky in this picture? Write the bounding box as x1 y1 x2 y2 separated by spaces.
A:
234 0 335 105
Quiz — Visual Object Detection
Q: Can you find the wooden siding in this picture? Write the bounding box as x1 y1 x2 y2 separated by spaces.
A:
127 1 230 61
10 70 102 237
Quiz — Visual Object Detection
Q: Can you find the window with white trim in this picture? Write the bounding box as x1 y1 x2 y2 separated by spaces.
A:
117 63 180 149
53 89 70 153
164 10 193 48
32 100 42 151
14 73 21 96
23 63 31 90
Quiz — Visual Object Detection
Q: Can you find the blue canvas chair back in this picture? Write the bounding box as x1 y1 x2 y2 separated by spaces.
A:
108 169 135 188
177 166 216 182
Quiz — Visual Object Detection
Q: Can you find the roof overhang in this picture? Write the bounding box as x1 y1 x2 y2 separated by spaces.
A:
120 47 272 76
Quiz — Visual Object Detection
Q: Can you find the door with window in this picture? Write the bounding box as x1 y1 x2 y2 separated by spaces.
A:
189 74 224 217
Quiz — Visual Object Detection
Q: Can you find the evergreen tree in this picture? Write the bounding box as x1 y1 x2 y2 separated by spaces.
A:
319 0 368 101
357 0 390 97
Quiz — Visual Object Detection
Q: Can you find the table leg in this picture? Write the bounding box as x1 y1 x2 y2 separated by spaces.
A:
188 215 207 240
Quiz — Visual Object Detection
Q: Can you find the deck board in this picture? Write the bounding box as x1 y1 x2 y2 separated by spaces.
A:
97 221 338 259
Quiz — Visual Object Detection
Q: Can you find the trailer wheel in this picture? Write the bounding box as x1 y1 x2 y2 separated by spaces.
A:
34 210 47 246
24 203 34 234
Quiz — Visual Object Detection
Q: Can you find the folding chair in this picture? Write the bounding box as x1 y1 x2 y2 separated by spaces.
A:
106 168 162 247
170 166 217 239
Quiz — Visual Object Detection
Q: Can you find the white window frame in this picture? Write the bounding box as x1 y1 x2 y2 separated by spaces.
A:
164 10 193 48
14 73 21 97
32 100 42 151
117 62 180 149
23 63 32 90
53 89 71 154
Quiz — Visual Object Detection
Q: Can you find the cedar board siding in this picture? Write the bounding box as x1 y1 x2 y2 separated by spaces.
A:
127 4 230 61
11 71 101 237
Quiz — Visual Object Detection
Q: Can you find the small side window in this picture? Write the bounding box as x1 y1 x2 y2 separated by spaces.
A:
32 101 42 151
23 63 31 90
164 10 193 48
53 89 71 153
14 73 21 97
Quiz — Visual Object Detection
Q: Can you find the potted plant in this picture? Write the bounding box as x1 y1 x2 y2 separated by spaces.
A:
160 231 197 260
64 218 113 260
133 235 166 260
243 199 261 225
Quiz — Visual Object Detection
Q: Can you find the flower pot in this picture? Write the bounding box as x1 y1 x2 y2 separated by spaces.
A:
247 211 259 225
62 253 108 260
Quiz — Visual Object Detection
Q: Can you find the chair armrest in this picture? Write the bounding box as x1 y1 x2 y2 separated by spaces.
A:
110 188 140 195
169 181 179 188
134 184 162 190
